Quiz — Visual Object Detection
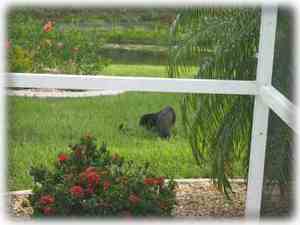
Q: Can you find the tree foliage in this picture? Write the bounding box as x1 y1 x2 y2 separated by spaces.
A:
168 7 293 199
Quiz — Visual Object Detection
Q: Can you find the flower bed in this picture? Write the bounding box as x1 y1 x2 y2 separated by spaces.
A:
8 179 248 219
7 179 291 219
26 134 177 218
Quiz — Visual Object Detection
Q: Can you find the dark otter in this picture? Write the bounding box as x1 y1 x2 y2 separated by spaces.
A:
139 106 176 139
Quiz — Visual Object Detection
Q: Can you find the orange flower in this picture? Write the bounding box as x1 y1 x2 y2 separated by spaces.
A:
128 194 141 205
43 21 54 32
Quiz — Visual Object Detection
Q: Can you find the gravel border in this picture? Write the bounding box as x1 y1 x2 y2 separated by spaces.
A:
7 88 125 98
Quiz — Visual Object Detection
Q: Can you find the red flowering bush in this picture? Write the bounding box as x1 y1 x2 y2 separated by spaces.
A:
7 12 110 74
29 134 177 217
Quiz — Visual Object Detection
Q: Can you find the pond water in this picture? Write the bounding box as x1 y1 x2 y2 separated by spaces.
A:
99 44 167 65
57 19 169 65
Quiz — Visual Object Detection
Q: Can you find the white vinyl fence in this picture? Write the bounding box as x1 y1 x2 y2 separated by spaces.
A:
6 7 297 219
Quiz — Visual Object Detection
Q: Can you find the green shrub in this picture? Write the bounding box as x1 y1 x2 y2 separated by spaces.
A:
7 11 110 74
29 134 177 217
8 45 34 72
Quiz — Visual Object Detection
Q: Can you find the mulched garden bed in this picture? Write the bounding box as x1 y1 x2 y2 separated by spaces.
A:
7 179 247 219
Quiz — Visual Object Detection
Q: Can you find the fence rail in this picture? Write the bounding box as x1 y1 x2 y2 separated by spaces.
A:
7 73 296 133
260 86 297 132
7 73 258 95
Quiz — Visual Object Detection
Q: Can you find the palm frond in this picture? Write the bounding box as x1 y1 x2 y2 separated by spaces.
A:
168 7 260 197
168 7 293 201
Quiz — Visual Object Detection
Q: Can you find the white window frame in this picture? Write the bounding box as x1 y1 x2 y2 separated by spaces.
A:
6 7 297 219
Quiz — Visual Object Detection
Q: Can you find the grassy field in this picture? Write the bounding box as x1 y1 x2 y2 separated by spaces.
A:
102 64 197 77
7 93 210 191
102 64 169 76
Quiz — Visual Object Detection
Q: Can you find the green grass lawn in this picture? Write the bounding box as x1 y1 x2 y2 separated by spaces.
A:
101 64 198 77
7 93 209 191
7 63 202 192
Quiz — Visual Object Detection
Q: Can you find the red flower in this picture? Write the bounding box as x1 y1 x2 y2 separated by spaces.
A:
128 194 141 205
58 153 68 162
86 171 100 185
39 195 55 205
70 185 84 198
43 207 54 215
79 168 100 185
43 21 54 32
103 180 111 191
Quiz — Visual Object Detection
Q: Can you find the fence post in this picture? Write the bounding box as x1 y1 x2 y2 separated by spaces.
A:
245 7 278 219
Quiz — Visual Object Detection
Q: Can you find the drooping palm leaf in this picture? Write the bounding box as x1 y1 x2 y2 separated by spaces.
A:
168 8 260 196
168 7 293 201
